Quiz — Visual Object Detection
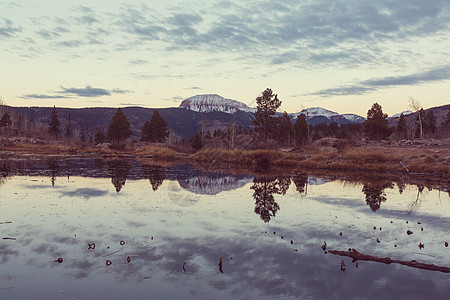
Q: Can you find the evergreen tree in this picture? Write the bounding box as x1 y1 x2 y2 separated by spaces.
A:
107 108 132 143
65 113 73 139
423 110 437 134
396 113 408 139
252 88 282 145
293 114 308 145
363 103 392 140
276 112 292 146
94 130 106 144
0 113 12 128
141 110 169 143
48 106 61 139
191 132 203 151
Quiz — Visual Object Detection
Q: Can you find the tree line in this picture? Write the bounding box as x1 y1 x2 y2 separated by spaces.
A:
1 92 449 150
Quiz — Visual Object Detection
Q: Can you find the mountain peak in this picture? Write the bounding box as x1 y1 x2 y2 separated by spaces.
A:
179 94 255 114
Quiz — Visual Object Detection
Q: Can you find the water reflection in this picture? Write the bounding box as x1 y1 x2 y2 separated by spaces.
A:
251 176 290 222
141 164 166 191
47 157 59 187
108 160 131 192
1 156 449 299
292 172 308 195
0 160 11 187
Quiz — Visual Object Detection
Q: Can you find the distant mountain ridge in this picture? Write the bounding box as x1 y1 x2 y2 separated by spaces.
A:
179 94 255 114
4 94 447 140
179 95 366 125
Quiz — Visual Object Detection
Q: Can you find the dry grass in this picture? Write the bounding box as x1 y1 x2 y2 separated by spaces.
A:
3 138 448 177
191 148 299 169
343 148 395 163
132 145 182 160
1 143 70 154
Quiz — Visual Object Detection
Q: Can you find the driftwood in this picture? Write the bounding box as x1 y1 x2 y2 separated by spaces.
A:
329 249 450 273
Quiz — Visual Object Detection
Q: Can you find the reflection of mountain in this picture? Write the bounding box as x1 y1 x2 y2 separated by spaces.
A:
178 175 253 195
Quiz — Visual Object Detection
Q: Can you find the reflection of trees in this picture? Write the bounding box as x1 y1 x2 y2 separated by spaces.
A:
362 181 393 212
65 159 71 181
251 176 290 222
410 185 425 213
141 164 166 191
395 180 406 194
94 158 105 171
48 158 59 187
292 173 308 195
0 161 11 187
108 160 131 193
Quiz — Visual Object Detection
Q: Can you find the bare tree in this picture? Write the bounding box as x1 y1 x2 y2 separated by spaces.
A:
409 97 423 139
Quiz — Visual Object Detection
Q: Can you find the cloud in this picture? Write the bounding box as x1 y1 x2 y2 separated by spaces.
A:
311 65 450 96
22 85 132 99
362 65 450 87
21 94 71 99
129 59 149 65
58 40 83 48
0 18 22 37
59 85 111 97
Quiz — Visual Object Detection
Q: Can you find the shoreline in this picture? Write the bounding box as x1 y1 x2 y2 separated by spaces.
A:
1 139 449 180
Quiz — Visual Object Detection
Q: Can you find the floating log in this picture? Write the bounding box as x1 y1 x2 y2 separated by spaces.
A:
329 249 450 273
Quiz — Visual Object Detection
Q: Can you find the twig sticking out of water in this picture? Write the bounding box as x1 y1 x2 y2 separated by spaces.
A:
218 256 224 273
329 249 450 273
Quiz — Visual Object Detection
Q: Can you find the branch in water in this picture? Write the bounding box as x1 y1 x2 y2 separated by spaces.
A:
329 249 450 273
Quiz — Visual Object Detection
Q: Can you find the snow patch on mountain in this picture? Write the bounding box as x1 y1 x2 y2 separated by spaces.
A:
179 94 255 114
389 110 414 119
290 107 365 122
340 114 366 123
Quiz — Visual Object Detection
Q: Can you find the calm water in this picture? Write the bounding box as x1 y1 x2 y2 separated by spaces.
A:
0 156 449 300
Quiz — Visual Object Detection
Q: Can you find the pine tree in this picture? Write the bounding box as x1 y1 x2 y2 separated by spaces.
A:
48 106 61 139
275 112 292 146
396 113 407 139
363 103 392 140
423 110 437 134
94 130 106 144
191 132 203 152
252 88 282 145
141 110 169 143
293 114 308 145
107 108 132 143
0 113 12 128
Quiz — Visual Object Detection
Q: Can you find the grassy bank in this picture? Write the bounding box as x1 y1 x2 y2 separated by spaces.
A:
1 140 449 177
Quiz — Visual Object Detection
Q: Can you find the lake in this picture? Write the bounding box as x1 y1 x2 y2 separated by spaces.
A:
0 156 449 299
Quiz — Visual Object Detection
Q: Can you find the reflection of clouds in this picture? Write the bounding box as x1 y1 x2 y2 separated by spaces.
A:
1 220 449 298
0 244 19 263
59 188 109 199
126 220 147 228
20 184 63 189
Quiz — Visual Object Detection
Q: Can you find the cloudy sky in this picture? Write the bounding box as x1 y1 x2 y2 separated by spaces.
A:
1 0 449 116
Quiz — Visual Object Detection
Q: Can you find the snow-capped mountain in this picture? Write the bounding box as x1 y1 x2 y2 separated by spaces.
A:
179 95 365 124
179 94 255 114
291 107 365 123
388 110 414 119
178 175 254 195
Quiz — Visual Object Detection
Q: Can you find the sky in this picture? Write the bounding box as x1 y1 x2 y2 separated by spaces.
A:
1 0 449 116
